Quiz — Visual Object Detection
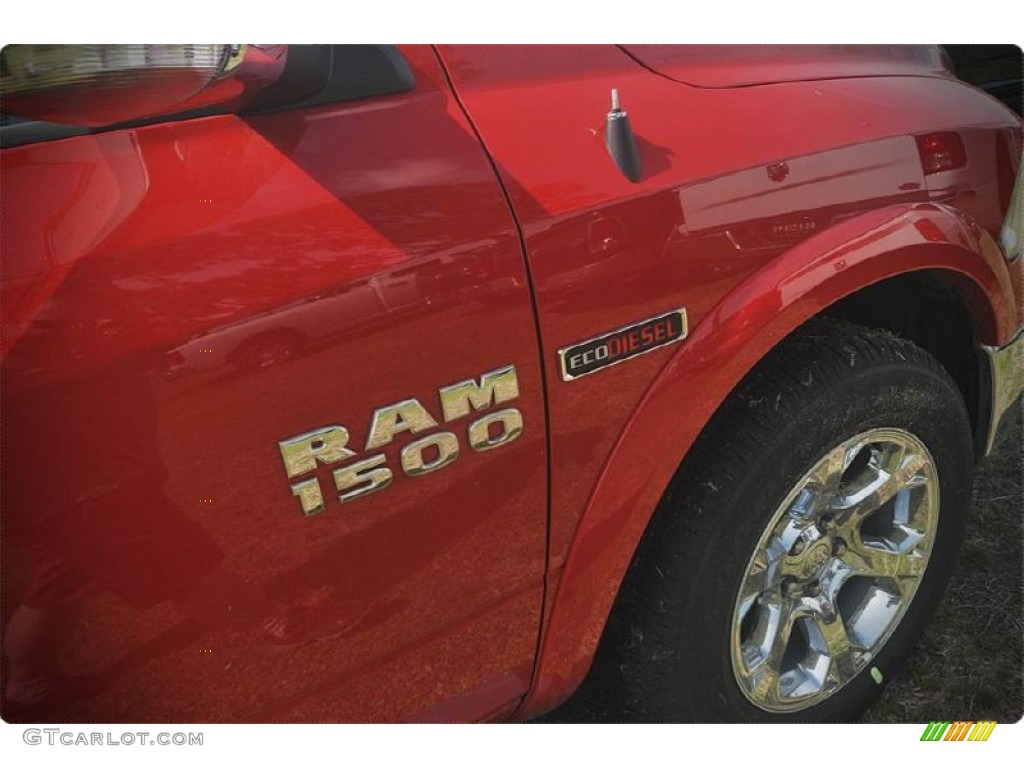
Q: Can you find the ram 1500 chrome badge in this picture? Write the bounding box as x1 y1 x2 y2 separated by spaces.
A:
558 308 688 381
277 365 522 516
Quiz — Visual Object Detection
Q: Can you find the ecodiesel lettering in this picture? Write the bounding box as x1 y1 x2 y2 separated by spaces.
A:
277 365 523 515
558 308 687 381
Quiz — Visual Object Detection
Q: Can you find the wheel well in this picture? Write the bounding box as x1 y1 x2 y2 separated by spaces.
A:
822 270 985 456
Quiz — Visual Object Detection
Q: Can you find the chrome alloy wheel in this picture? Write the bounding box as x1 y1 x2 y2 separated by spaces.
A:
730 428 940 712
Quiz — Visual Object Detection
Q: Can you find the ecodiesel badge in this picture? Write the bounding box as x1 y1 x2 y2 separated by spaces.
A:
558 308 688 381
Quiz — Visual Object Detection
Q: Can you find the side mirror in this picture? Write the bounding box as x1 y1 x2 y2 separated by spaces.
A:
0 44 287 127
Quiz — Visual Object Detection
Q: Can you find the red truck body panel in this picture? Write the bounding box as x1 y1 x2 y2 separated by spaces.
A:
436 45 1018 716
1 44 1020 722
1 45 547 722
619 44 951 87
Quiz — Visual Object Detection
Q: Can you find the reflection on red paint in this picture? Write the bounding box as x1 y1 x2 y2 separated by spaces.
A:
1 44 1020 723
1 44 546 724
914 217 949 242
917 132 968 175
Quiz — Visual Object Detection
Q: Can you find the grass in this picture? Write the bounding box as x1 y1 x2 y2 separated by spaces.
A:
862 404 1022 724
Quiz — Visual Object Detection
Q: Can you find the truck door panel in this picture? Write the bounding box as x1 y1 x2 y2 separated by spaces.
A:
1 45 546 723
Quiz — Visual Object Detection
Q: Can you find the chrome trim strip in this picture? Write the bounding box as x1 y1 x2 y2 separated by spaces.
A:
998 157 1022 263
981 325 1024 456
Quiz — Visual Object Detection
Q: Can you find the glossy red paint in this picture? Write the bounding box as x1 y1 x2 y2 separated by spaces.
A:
1 45 546 722
620 44 952 87
518 204 1016 716
436 45 1019 718
1 44 1020 723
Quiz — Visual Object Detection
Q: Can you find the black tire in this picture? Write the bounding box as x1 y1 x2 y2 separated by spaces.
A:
587 318 975 722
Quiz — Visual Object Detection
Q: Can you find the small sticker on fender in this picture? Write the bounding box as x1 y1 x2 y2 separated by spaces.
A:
558 308 688 381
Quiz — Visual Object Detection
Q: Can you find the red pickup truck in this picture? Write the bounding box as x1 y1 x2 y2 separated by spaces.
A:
1 44 1021 723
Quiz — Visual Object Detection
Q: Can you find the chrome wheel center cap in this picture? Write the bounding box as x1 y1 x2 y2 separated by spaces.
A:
797 540 833 579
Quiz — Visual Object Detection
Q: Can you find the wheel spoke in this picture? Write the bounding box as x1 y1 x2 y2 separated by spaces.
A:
805 443 853 505
820 558 854 604
769 518 807 563
735 569 768 618
744 595 797 706
841 544 925 582
816 614 858 685
839 451 929 527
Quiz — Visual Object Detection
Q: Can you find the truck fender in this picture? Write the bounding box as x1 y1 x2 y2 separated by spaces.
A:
519 202 1017 717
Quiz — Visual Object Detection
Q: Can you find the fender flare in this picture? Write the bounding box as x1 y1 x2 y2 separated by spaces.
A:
519 202 1017 717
